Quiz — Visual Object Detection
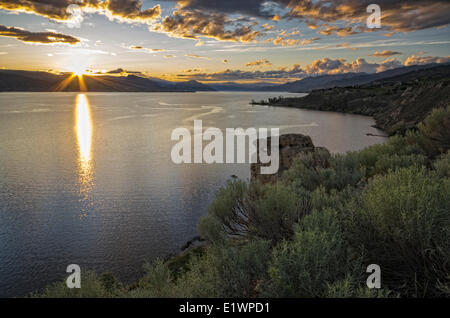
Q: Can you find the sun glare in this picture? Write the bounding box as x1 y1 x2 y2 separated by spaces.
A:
71 66 87 77
68 59 88 77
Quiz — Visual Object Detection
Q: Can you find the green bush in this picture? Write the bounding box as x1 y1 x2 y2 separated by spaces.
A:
127 259 175 298
418 105 450 156
345 134 427 179
325 277 394 298
176 240 271 297
197 179 248 241
433 151 450 178
344 166 450 297
199 181 308 242
245 183 309 241
31 271 118 298
309 185 357 213
284 138 426 194
263 209 354 297
283 149 364 192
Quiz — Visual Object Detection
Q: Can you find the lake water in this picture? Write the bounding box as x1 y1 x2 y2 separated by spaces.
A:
0 92 387 297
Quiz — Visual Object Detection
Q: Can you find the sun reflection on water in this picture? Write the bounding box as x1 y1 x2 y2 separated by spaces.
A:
75 94 94 213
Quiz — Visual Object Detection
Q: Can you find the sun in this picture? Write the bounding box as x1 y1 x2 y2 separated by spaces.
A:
67 60 88 77
70 65 87 77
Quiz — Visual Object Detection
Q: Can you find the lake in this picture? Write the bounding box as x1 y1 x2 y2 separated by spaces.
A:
0 92 387 297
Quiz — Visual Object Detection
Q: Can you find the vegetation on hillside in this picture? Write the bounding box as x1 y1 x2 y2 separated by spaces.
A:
253 65 450 135
34 106 450 298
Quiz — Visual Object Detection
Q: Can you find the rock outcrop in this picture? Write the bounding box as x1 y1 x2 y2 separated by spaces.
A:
251 134 318 184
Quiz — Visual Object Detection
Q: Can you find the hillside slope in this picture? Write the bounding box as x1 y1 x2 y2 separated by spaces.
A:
254 64 450 134
0 70 215 92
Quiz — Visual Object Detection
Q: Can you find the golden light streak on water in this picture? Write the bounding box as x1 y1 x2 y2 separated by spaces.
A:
75 94 94 214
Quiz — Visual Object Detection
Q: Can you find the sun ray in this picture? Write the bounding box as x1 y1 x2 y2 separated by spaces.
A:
52 74 77 92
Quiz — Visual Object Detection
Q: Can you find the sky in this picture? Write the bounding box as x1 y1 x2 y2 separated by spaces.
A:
0 0 449 83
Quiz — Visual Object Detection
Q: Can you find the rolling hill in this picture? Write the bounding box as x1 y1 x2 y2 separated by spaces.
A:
0 70 215 92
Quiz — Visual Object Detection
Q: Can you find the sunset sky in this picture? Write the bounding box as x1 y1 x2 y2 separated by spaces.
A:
0 0 449 83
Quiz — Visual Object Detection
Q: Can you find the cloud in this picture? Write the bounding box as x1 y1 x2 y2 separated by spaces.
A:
370 50 402 57
404 55 450 66
164 1 450 38
303 57 403 74
283 0 450 34
173 0 278 20
262 24 275 31
377 58 403 72
94 68 142 75
106 68 127 74
129 46 165 53
185 54 211 60
266 35 320 47
151 9 261 43
0 0 161 25
334 42 358 50
300 37 321 45
175 54 449 82
182 68 204 73
246 59 272 67
0 24 80 44
176 66 304 82
317 25 359 37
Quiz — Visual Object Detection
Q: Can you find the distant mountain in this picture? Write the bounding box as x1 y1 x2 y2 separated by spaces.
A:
1 63 448 93
172 80 215 92
0 70 215 92
262 63 446 92
208 82 276 91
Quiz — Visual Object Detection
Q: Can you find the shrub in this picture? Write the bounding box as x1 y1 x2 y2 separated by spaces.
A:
263 209 354 297
177 240 271 297
433 151 450 178
309 185 357 213
283 150 364 192
325 277 394 298
31 271 113 298
197 179 248 241
344 166 450 297
127 259 175 298
346 134 427 179
245 183 309 242
199 180 308 242
418 105 450 156
99 272 122 296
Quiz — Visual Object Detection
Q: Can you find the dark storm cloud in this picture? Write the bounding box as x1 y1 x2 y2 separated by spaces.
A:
0 24 80 44
165 0 450 35
152 9 261 42
0 0 161 23
172 0 275 19
1 1 448 43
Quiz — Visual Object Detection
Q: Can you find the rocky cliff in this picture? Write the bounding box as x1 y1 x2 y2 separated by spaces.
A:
251 134 327 183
